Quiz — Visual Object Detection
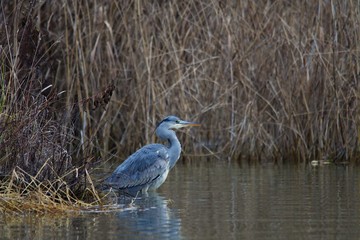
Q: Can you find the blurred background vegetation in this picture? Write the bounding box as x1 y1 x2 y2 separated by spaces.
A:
0 0 359 187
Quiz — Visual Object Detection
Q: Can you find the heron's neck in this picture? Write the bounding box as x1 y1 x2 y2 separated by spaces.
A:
165 131 182 169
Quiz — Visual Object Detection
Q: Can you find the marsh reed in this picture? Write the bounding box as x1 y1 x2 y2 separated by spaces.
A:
0 0 359 212
54 0 359 163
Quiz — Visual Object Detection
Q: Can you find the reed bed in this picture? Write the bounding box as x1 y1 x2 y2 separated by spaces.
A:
0 0 359 212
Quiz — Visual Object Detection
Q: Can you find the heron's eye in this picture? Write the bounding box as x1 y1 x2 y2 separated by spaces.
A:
175 120 180 123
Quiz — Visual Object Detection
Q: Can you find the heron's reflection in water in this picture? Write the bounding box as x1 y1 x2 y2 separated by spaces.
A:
115 192 182 239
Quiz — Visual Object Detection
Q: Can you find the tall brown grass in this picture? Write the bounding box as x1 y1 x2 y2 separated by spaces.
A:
0 0 359 206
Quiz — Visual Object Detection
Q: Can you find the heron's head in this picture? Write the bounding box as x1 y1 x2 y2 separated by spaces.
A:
156 115 200 131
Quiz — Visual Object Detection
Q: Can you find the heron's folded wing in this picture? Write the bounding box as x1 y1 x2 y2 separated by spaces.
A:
105 145 169 189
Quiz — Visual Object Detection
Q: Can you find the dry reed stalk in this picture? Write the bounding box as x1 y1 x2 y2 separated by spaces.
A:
0 1 359 188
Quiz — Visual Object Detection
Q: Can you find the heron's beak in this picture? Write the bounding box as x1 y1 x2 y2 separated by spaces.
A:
173 120 201 129
183 121 201 127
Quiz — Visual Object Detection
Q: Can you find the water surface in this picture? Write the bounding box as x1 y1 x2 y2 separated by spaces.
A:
1 160 360 239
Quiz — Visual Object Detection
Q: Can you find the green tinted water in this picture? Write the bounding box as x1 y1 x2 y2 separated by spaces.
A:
1 161 360 239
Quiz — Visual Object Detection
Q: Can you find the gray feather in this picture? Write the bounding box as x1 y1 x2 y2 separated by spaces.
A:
105 144 169 191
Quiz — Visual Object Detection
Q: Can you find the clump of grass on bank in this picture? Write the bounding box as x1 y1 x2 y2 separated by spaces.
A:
0 1 116 213
1 0 360 214
0 167 100 215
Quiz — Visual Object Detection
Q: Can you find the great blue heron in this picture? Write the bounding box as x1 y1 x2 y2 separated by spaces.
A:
104 115 200 194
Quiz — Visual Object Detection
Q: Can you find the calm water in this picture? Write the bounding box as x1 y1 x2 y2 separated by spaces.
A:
1 161 360 239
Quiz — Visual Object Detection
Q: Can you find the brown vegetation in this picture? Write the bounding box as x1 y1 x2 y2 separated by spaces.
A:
0 0 359 212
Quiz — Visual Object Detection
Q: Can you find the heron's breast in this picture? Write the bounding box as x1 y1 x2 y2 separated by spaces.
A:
149 169 170 190
156 149 170 162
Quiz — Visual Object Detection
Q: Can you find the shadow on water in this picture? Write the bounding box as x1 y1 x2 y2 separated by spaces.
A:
0 192 182 239
113 192 182 239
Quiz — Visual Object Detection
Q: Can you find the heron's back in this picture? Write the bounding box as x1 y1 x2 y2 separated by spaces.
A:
104 144 170 193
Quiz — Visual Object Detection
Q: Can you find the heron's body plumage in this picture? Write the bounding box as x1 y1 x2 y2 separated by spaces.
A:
104 116 199 194
105 144 170 193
